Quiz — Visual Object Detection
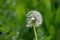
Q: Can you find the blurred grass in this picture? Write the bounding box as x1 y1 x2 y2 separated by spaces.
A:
0 0 60 40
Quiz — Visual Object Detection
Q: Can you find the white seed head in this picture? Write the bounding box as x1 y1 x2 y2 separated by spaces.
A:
31 17 35 21
26 10 43 27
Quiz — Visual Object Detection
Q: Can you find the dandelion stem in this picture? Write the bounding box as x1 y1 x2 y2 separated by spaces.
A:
33 26 38 40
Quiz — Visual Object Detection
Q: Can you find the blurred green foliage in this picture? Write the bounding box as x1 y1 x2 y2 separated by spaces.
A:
0 0 60 40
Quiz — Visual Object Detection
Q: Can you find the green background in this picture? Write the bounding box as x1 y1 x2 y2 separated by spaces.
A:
0 0 60 40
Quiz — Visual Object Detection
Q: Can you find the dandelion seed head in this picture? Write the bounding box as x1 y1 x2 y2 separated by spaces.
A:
31 17 35 21
26 10 43 27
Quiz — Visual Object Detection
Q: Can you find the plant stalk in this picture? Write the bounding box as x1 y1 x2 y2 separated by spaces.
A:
33 26 38 40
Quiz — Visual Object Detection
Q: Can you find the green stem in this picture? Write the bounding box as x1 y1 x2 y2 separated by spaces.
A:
33 26 38 40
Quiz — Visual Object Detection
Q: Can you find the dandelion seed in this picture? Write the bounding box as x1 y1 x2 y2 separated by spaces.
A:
26 10 43 27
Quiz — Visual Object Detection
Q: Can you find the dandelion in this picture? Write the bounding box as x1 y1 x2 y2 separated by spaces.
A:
26 10 43 40
26 10 43 27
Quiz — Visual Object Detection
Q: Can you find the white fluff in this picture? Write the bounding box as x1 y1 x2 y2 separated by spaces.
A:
26 10 43 27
